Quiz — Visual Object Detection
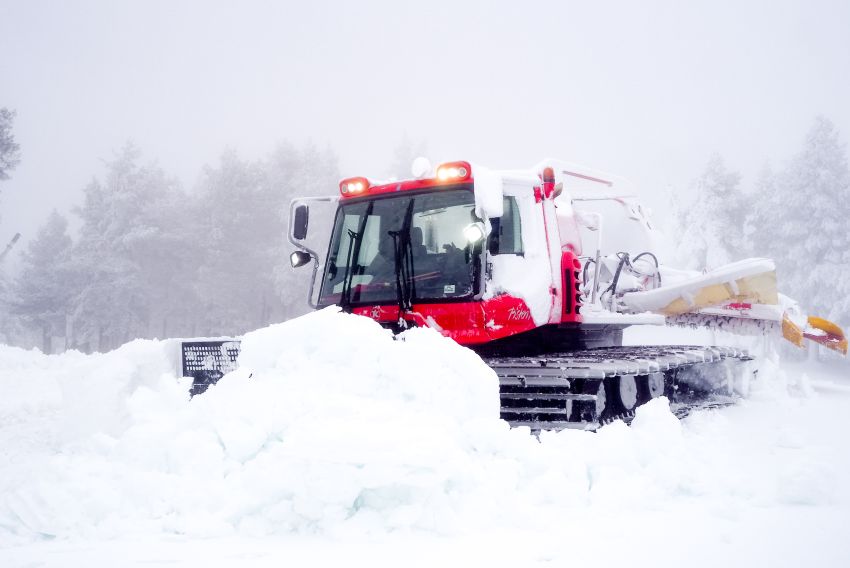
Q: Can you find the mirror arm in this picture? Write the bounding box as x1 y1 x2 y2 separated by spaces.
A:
288 196 339 309
306 254 321 309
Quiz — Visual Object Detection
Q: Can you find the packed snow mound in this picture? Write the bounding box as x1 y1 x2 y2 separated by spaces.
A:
1 308 846 548
0 307 503 541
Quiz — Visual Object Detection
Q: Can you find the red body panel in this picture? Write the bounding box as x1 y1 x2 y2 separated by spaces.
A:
560 250 583 324
351 295 538 346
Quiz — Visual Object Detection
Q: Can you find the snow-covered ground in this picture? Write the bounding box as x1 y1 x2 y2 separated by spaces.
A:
2 308 849 567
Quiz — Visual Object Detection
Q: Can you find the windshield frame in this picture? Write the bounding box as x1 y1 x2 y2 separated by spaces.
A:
317 184 481 308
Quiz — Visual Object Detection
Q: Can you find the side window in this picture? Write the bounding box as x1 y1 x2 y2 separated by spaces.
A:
488 196 523 255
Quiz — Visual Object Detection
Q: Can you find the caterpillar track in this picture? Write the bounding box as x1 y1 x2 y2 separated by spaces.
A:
488 345 753 431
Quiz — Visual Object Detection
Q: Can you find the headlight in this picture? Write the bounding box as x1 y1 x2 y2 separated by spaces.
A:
463 223 485 243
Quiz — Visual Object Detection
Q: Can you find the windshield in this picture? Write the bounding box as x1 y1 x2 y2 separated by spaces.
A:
318 188 479 307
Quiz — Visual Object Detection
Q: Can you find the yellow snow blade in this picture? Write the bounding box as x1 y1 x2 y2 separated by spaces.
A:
804 316 848 355
782 314 806 349
782 314 848 355
660 271 779 316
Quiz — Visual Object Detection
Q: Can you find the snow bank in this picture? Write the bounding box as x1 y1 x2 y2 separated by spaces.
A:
0 308 502 541
2 309 849 559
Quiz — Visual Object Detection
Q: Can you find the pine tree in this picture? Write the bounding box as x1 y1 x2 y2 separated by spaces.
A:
70 143 189 350
746 164 778 259
0 267 16 344
0 107 21 181
9 211 73 352
676 154 746 270
754 117 850 324
190 149 276 335
188 142 341 334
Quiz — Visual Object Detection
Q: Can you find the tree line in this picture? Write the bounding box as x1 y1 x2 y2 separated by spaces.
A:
0 137 338 353
674 116 850 327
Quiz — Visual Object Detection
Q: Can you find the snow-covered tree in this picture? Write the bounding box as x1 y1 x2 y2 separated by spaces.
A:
69 144 188 350
9 211 73 352
188 143 340 335
190 149 287 336
675 154 746 269
0 107 21 181
749 117 850 324
745 164 778 258
0 267 19 345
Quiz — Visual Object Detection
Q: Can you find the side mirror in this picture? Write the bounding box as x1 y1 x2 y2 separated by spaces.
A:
293 205 309 240
290 250 312 268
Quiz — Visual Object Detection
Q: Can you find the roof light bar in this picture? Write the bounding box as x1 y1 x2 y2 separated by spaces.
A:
339 176 370 197
436 161 472 182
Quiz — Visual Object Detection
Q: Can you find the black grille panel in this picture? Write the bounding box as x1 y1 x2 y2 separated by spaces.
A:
181 340 242 395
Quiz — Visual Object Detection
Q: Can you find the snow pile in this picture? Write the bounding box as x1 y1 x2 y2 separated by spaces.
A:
1 308 849 563
0 308 503 540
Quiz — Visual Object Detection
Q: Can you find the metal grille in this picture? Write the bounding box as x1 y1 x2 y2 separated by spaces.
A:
181 340 242 396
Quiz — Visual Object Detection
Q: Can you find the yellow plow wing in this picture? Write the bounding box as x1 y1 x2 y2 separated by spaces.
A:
782 315 848 355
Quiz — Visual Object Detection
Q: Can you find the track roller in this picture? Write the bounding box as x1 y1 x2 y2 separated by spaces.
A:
607 374 638 414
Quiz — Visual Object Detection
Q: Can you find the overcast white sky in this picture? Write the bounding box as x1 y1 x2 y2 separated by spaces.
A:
1 0 849 252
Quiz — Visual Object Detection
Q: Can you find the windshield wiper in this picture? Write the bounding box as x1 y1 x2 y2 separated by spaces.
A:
340 201 374 312
388 199 416 322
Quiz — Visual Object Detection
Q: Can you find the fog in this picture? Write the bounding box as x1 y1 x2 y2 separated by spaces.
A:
3 0 849 235
1 0 849 350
